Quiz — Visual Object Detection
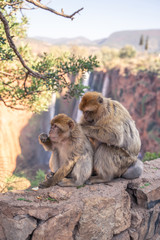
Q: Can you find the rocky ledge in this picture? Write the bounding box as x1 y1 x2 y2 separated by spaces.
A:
0 159 160 240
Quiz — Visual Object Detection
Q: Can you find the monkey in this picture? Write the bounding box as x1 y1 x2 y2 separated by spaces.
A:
79 91 143 184
38 113 93 188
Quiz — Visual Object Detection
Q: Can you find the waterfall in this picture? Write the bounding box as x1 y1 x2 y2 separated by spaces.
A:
49 93 57 120
102 73 110 97
75 72 90 122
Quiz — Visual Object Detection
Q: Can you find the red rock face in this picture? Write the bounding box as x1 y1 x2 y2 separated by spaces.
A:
107 69 160 154
0 103 53 177
0 103 32 178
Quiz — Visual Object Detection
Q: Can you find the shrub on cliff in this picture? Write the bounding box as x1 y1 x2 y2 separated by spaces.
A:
143 152 160 162
119 45 136 58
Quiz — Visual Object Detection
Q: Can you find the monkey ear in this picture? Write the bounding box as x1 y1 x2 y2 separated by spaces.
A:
97 96 103 104
68 120 75 129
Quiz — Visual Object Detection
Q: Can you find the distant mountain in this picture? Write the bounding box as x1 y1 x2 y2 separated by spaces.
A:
95 29 160 52
30 29 160 52
34 36 95 46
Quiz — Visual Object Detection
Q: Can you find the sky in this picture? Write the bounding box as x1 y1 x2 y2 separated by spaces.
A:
24 0 160 40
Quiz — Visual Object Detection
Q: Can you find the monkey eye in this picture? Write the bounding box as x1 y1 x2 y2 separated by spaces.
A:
85 111 90 114
51 124 58 129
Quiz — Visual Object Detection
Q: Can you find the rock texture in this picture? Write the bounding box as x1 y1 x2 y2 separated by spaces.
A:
107 69 160 155
0 159 160 240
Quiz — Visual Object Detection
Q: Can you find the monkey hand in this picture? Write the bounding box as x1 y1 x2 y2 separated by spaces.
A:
39 176 56 189
85 179 93 185
39 133 49 143
45 171 55 180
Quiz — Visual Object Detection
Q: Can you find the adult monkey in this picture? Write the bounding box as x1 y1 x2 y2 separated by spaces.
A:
38 114 93 188
79 91 143 184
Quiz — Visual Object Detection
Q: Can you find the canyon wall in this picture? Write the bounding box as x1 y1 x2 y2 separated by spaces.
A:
0 104 32 178
0 69 159 175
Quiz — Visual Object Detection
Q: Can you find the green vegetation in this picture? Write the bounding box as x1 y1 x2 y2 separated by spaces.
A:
139 35 149 51
0 173 30 193
141 95 148 116
0 1 98 112
17 198 32 202
119 45 136 58
47 197 58 202
139 35 144 46
0 169 46 193
30 169 45 188
140 182 151 189
147 121 157 132
77 184 86 189
143 152 160 162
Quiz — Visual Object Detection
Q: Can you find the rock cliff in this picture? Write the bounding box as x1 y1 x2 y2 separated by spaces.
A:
107 69 160 154
0 159 160 240
0 104 32 178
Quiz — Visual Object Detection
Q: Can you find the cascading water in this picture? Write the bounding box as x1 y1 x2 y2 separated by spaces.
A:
102 74 110 97
49 93 57 120
75 72 90 122
72 71 111 122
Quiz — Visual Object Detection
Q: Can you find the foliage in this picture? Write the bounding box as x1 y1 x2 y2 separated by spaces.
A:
0 1 99 112
139 34 149 51
30 169 45 188
139 35 144 46
119 45 136 59
143 152 160 162
140 182 151 188
0 51 98 112
0 173 30 193
145 36 149 50
0 169 46 192
17 198 32 202
0 5 28 60
98 47 119 68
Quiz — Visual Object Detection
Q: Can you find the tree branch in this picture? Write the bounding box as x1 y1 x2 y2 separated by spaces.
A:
25 0 83 20
0 10 49 79
0 70 13 76
23 71 29 92
3 2 23 6
0 5 84 81
0 97 25 110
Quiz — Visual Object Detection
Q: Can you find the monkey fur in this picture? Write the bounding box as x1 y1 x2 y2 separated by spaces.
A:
79 91 143 184
38 113 93 188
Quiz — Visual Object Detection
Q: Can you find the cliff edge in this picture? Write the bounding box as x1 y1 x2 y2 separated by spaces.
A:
0 159 160 240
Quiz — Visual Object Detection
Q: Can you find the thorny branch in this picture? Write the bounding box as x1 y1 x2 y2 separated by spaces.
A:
0 97 25 110
25 0 83 20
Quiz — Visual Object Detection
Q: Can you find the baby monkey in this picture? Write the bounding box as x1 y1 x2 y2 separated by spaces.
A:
38 113 93 188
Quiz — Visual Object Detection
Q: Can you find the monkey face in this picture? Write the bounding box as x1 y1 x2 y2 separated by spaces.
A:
49 114 75 143
79 92 104 124
49 124 62 142
83 110 96 124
